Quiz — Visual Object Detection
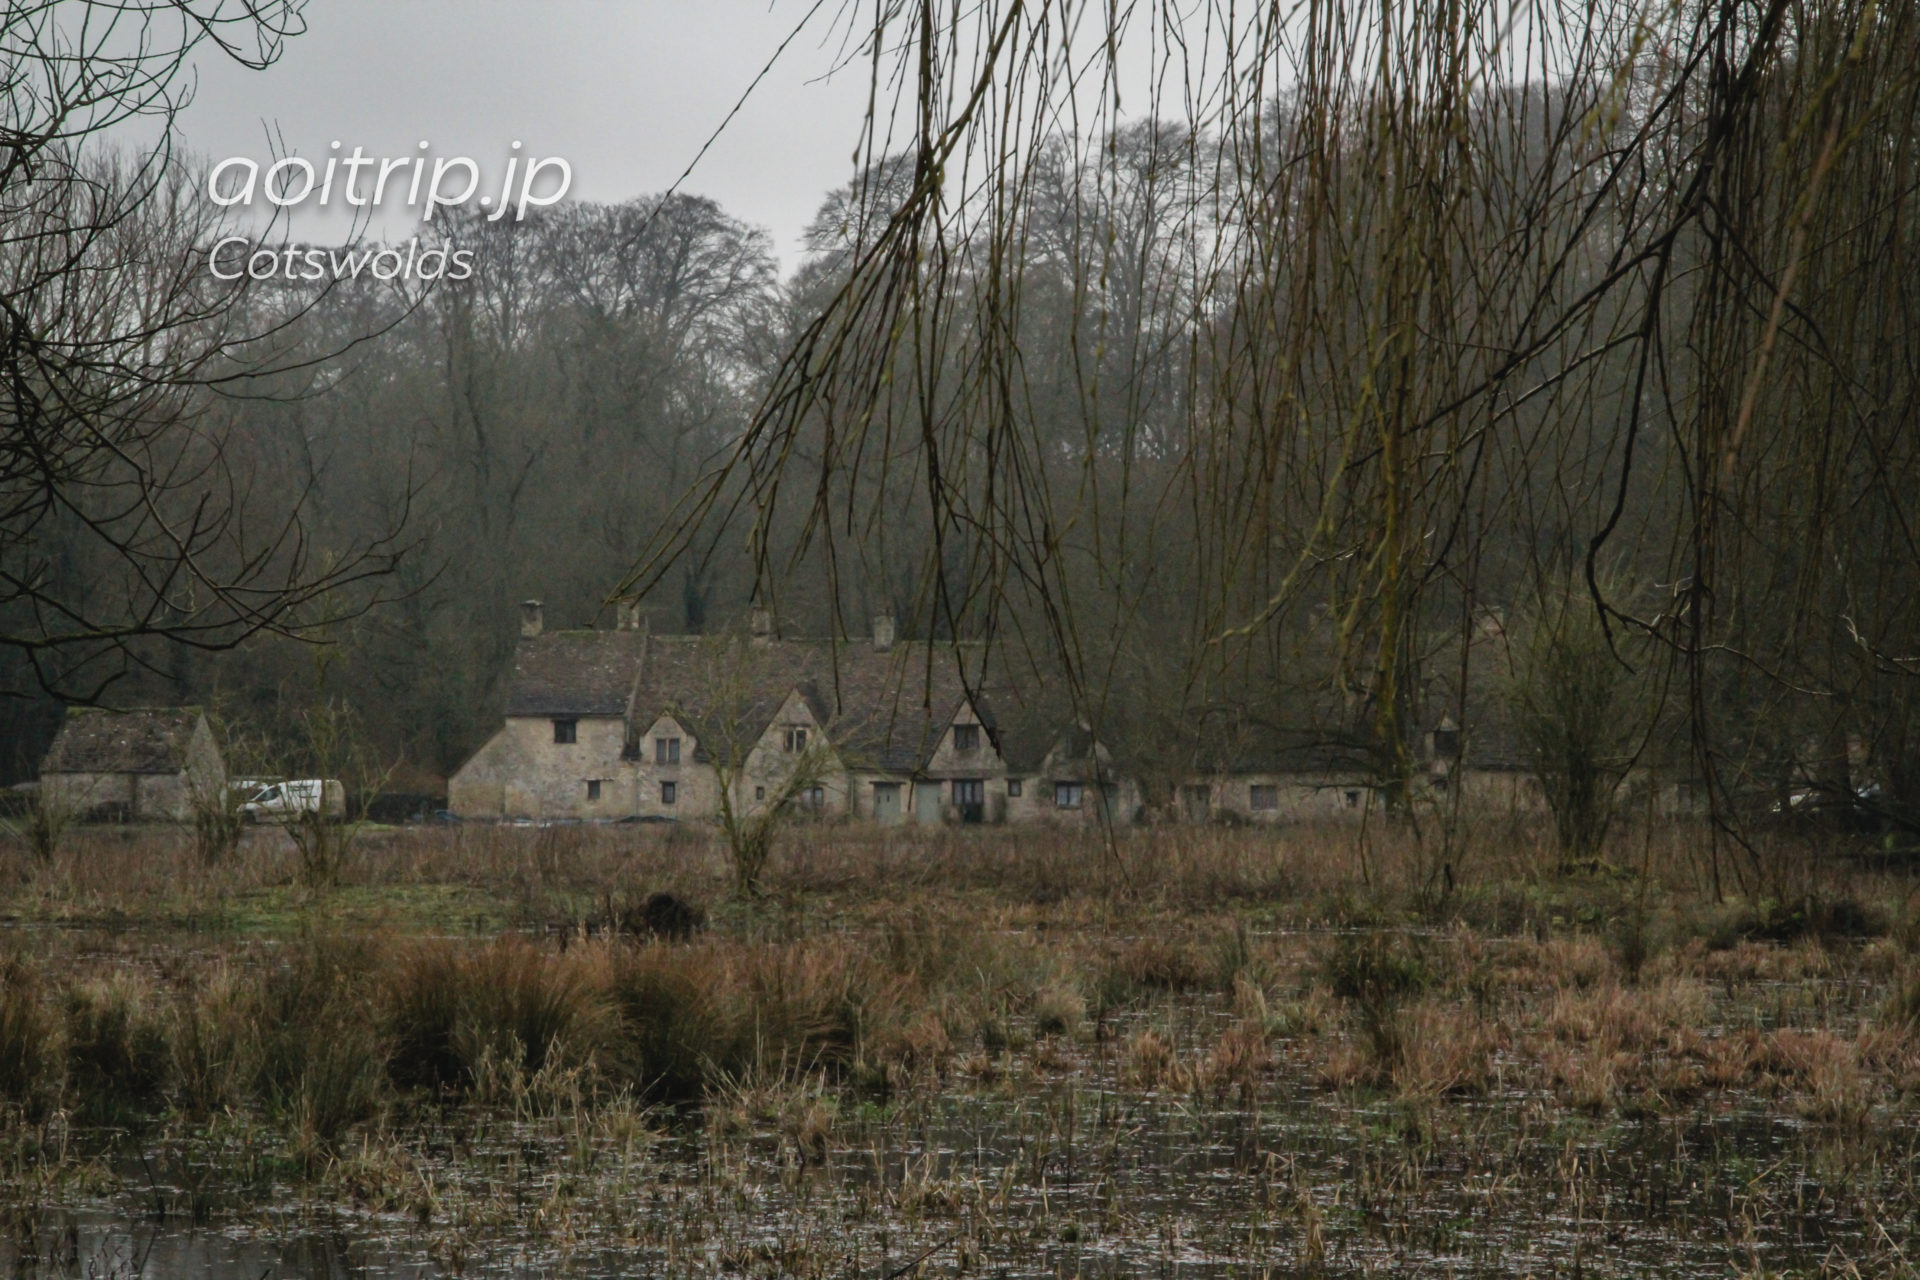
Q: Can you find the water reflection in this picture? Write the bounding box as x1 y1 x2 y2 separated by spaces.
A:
4 1211 438 1280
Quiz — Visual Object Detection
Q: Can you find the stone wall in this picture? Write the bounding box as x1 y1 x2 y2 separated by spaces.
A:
449 715 633 819
41 770 191 821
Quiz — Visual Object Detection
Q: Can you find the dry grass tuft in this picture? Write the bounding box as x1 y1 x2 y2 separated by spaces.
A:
1124 1027 1190 1091
168 963 256 1119
384 937 615 1093
0 951 59 1117
63 971 170 1120
1031 981 1085 1037
1394 1002 1502 1098
1196 1020 1272 1099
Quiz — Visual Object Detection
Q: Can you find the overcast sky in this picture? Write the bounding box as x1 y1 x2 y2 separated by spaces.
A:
166 1 875 269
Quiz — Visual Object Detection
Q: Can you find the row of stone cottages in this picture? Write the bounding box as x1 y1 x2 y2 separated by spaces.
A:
445 603 1532 826
16 609 1537 829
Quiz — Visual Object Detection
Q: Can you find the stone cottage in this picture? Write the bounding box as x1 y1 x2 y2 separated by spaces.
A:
37 706 227 822
449 604 1140 825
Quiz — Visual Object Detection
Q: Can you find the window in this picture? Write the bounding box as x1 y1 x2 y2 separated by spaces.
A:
952 779 984 806
586 779 601 801
1250 784 1279 812
661 780 677 805
953 724 980 754
1007 778 1023 798
552 719 577 744
656 737 681 765
1343 790 1362 808
797 785 825 811
1054 781 1083 809
784 726 809 753
755 785 766 802
1433 727 1461 759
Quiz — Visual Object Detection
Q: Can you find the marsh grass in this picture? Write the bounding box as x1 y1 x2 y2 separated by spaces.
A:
167 963 254 1120
1321 931 1433 1076
385 938 615 1092
251 938 388 1149
3 825 1920 1276
0 952 57 1118
61 972 169 1123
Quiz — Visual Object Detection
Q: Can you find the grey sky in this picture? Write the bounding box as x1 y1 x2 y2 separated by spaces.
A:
169 1 873 269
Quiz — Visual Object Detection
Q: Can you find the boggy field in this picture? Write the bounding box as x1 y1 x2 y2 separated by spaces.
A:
2 822 1919 1278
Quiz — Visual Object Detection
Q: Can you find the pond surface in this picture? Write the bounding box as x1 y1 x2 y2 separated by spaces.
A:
8 1056 1915 1279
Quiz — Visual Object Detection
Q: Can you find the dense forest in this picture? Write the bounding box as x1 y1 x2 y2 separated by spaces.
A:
4 0 1918 856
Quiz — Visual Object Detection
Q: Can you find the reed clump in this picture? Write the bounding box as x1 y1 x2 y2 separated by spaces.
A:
384 937 616 1092
0 952 59 1119
251 938 389 1148
1320 931 1433 1076
62 972 170 1122
0 912 1089 1146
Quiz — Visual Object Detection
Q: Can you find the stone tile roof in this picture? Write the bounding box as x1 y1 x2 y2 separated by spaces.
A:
41 707 205 775
504 630 649 717
630 635 990 773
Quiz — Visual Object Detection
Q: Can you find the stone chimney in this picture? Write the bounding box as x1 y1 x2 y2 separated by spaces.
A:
520 600 544 638
616 600 642 631
750 608 773 640
871 614 895 651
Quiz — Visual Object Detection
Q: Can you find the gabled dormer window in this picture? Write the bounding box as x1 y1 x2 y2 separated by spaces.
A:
953 724 981 754
784 726 809 753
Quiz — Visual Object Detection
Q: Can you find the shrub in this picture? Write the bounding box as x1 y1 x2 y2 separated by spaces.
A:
1608 905 1663 984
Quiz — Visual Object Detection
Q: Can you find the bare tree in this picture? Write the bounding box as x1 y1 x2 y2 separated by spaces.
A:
1 1 406 706
608 0 1920 885
674 633 846 898
1502 581 1661 867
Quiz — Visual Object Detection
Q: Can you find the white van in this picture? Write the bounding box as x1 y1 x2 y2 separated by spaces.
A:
241 779 346 822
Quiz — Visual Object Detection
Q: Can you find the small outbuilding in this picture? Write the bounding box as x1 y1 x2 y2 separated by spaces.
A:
38 707 226 822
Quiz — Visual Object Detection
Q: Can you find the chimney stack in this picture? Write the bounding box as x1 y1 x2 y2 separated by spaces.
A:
750 608 773 640
616 600 642 631
520 600 544 638
871 614 895 651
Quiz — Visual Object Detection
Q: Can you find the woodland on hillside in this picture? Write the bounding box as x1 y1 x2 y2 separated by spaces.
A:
4 0 1918 871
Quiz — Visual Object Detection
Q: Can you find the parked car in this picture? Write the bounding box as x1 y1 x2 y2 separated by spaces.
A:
240 779 345 822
